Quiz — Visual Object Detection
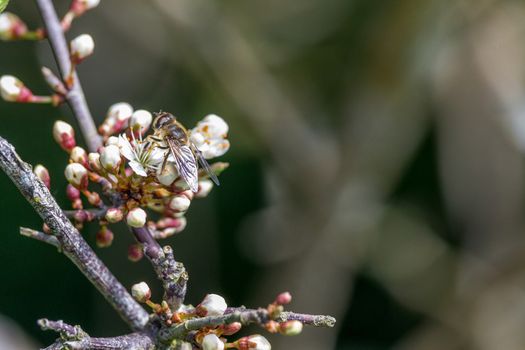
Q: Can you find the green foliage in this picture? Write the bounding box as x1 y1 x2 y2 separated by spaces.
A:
0 0 8 13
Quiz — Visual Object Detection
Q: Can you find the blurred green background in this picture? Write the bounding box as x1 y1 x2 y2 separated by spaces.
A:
3 0 525 349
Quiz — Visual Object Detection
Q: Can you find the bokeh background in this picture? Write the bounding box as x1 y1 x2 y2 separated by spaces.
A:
2 0 525 349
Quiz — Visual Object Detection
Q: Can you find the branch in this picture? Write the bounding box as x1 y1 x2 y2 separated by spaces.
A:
34 0 102 153
132 226 188 311
39 319 154 350
20 227 60 249
159 308 336 342
0 137 149 330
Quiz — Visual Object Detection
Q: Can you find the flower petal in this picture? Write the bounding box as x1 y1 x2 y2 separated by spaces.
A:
129 160 147 177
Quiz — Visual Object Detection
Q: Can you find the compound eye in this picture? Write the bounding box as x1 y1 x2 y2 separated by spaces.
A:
153 113 174 129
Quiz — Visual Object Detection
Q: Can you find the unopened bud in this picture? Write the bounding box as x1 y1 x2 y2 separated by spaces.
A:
64 163 88 188
96 227 114 248
0 75 32 102
168 195 191 212
70 146 88 166
0 13 28 41
78 0 100 10
103 207 123 223
157 163 178 186
196 179 214 198
279 321 303 336
128 243 144 262
131 282 151 303
126 208 147 227
85 191 101 206
100 145 121 171
42 223 52 234
70 34 94 63
275 291 292 305
99 102 133 136
34 164 50 189
105 136 119 146
196 294 227 317
130 109 152 135
53 120 76 151
88 152 102 171
66 184 81 201
238 335 271 350
221 322 242 336
201 334 224 350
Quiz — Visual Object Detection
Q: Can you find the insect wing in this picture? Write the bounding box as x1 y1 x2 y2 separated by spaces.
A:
192 144 220 186
167 137 199 192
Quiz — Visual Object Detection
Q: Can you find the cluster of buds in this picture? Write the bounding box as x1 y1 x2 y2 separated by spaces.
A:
49 104 229 257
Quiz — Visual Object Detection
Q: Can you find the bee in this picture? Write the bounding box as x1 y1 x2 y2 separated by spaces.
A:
149 112 219 192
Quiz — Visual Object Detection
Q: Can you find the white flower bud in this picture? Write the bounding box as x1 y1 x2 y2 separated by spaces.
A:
247 335 271 350
34 164 51 189
64 163 88 188
70 34 94 62
80 0 100 10
70 146 88 165
197 294 227 317
0 13 27 41
202 334 224 350
0 75 24 102
196 179 214 198
109 102 133 122
106 136 119 146
88 152 102 171
157 163 178 186
131 282 151 303
105 208 124 223
130 109 152 134
279 321 303 336
53 120 76 151
203 114 229 136
100 145 121 171
169 195 191 212
127 208 147 228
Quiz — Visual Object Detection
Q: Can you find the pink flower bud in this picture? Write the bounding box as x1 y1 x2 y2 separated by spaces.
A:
201 334 224 350
96 227 114 248
221 322 242 336
70 146 88 166
196 294 227 317
126 208 147 227
66 184 81 201
64 163 88 189
279 321 303 336
129 109 152 135
105 207 124 223
100 145 121 171
70 34 94 63
168 195 191 212
34 164 50 189
131 282 151 303
53 120 76 152
85 191 101 206
196 179 214 198
0 75 33 102
275 291 292 305
128 243 144 262
0 13 28 41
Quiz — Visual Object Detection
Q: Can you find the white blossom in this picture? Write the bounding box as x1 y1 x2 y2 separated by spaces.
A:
190 114 230 159
130 109 153 135
118 134 164 176
197 294 227 316
0 75 23 102
100 145 122 170
70 34 94 61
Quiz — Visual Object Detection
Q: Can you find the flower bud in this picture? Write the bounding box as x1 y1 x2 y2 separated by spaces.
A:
157 163 178 186
130 109 152 135
78 0 100 10
128 243 144 262
96 227 114 248
85 191 101 206
53 120 76 152
66 184 81 201
0 75 32 102
131 282 151 303
100 145 121 171
168 195 191 212
42 223 52 234
196 294 227 317
88 152 102 171
221 322 242 336
99 102 133 136
64 163 88 188
105 207 124 223
126 208 147 227
70 34 94 63
238 335 271 350
34 164 50 189
279 321 303 336
275 291 292 305
106 136 119 146
196 179 214 198
0 13 28 41
201 334 224 350
70 146 88 166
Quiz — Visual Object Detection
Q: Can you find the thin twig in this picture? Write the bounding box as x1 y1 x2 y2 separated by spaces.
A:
0 137 149 330
20 227 61 249
34 0 101 153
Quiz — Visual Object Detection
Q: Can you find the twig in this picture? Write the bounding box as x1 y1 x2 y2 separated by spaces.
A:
34 0 101 153
132 226 188 311
20 227 61 249
0 137 149 330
